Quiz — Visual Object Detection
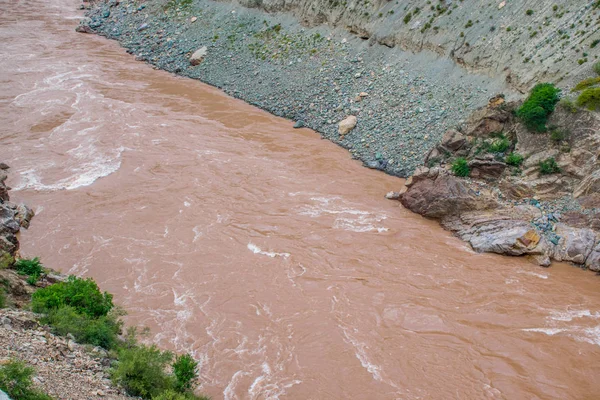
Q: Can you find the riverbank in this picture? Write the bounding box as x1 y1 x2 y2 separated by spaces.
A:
81 0 512 177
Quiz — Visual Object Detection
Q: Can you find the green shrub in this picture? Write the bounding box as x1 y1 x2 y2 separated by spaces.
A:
558 97 578 113
32 275 113 318
173 354 198 392
451 158 470 177
487 137 510 153
572 77 600 91
42 305 122 349
539 157 561 174
0 287 5 309
505 153 524 167
516 83 561 132
526 9 533 15
576 87 600 111
403 12 412 24
0 360 53 400
14 257 43 284
111 344 175 399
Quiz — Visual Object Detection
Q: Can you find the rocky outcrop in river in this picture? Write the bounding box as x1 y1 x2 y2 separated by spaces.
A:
397 98 600 270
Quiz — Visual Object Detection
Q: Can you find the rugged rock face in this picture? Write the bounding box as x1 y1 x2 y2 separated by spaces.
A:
397 100 600 270
229 0 599 90
0 165 34 269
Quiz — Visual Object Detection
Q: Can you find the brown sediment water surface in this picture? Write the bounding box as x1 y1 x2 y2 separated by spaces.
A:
2 1 600 399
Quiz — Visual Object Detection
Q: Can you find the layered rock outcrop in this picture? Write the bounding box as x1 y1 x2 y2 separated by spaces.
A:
0 164 34 269
396 100 600 270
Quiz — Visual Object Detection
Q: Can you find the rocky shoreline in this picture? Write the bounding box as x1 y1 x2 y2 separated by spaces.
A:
79 0 511 177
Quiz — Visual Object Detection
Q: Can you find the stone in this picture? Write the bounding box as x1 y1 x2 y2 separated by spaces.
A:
586 241 600 271
467 221 547 257
468 159 506 179
293 120 305 128
553 224 597 264
440 129 466 151
190 46 208 66
400 172 498 219
338 115 357 135
75 25 94 34
574 170 600 198
190 16 197 22
0 163 8 170
385 191 400 200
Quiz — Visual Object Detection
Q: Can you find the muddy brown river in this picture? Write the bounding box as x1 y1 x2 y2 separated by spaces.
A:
2 1 600 399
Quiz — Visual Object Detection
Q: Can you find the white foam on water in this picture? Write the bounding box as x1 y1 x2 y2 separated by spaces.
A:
550 309 600 322
223 370 249 400
517 270 549 279
247 243 290 258
522 328 566 336
192 226 203 243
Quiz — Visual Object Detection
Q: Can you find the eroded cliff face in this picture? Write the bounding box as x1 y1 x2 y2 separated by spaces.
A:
227 0 600 90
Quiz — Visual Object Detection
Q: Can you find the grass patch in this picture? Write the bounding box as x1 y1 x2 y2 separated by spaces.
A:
539 158 561 174
572 77 600 91
0 360 53 400
451 158 470 177
516 83 561 132
558 97 578 113
550 128 568 143
505 153 524 167
487 136 511 153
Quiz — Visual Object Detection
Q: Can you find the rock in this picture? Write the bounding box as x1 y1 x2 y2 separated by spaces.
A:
400 171 498 219
385 191 400 200
553 224 597 264
190 46 208 66
75 25 94 34
338 115 357 136
573 170 600 198
0 163 8 170
464 105 511 138
137 23 148 31
441 129 466 151
468 159 506 179
293 120 305 128
467 221 548 257
190 16 197 23
586 241 600 271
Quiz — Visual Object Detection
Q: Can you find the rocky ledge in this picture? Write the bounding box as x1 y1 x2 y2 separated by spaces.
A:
392 98 599 270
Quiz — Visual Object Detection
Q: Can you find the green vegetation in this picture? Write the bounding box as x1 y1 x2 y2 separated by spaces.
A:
173 354 199 392
26 272 207 399
32 275 113 317
451 157 470 177
14 257 43 285
550 128 568 142
525 9 533 15
558 97 578 113
0 288 5 308
505 153 524 167
594 61 600 76
111 338 207 400
487 136 510 153
572 77 600 91
403 12 412 24
164 0 192 11
539 157 561 174
0 360 53 400
576 87 600 110
516 83 561 132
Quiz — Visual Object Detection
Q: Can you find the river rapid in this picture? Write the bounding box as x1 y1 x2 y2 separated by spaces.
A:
1 1 600 399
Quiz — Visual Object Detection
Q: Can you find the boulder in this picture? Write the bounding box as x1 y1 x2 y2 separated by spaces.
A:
190 46 208 66
440 129 466 151
574 170 600 198
338 115 357 135
586 241 600 272
553 224 597 264
400 171 498 219
467 220 548 258
468 159 506 179
464 105 511 137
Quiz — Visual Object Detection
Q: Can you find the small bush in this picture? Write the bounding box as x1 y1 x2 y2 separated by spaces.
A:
403 12 412 24
0 288 5 309
516 83 561 132
152 390 210 400
526 9 533 15
0 360 53 400
594 61 600 76
572 77 600 91
576 87 600 111
14 257 43 284
558 97 578 113
539 158 561 174
505 153 524 167
451 158 470 177
111 344 175 399
173 354 198 392
550 129 567 142
42 305 122 349
487 137 510 153
32 275 113 318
